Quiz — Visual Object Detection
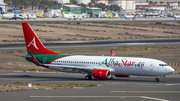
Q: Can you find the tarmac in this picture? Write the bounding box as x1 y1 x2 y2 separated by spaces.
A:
0 71 180 101
0 17 179 24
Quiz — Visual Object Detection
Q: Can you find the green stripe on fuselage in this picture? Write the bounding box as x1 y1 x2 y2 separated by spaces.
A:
26 51 69 64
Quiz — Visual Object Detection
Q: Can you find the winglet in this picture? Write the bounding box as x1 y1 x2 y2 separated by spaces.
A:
30 53 41 65
110 50 115 57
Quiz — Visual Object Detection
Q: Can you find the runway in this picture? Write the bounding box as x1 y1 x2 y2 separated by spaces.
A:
1 38 180 51
0 71 180 101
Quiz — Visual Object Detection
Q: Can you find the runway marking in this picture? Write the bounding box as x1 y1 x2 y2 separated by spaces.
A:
141 96 169 101
0 73 19 75
166 83 180 85
30 96 169 101
111 91 180 93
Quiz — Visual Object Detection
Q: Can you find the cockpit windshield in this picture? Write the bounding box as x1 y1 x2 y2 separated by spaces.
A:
159 64 168 67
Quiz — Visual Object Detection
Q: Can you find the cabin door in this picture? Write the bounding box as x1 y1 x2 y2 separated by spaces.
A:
150 61 154 70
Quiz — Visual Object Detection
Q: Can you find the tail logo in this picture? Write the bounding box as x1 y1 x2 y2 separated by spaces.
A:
27 37 39 49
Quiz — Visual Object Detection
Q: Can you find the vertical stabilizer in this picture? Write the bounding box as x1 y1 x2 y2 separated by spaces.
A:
22 22 59 55
123 13 126 18
13 7 19 14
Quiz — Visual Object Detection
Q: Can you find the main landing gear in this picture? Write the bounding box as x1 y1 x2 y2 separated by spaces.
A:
155 78 159 82
85 75 92 80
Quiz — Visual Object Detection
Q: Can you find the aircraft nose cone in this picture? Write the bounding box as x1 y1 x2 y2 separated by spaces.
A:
167 67 175 73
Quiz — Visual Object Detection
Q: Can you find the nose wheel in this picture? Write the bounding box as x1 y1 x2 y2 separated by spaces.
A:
155 78 159 82
85 75 92 80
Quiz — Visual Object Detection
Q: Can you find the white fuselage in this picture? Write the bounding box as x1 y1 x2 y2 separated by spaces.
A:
174 15 180 19
64 14 82 20
48 55 174 76
23 14 36 19
2 13 23 20
123 14 135 19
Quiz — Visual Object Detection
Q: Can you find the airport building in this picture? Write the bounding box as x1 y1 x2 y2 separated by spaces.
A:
53 0 136 11
52 4 101 17
136 2 180 11
95 0 135 11
53 4 82 14
76 0 91 5
82 7 102 17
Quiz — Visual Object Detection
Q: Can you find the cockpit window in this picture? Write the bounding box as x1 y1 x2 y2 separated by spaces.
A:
159 64 168 67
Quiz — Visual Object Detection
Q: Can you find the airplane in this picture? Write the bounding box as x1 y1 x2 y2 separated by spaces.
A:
173 13 180 20
1 7 24 20
23 14 36 20
123 13 135 20
13 7 36 20
36 14 44 18
64 13 82 20
21 22 174 82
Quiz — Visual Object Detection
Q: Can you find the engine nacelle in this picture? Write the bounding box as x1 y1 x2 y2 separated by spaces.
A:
115 75 129 78
92 69 111 79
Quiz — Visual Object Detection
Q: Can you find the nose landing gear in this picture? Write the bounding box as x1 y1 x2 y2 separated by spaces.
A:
155 75 165 82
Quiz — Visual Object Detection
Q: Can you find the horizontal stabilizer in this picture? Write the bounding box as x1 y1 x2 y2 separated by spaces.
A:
30 53 41 65
3 53 31 58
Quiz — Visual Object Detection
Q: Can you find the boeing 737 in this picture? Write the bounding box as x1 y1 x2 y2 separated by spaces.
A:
22 22 174 82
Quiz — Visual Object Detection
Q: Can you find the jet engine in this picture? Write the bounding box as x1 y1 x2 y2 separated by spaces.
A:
92 69 111 79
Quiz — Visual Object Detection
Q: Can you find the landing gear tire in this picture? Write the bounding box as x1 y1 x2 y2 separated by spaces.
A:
109 76 113 80
155 78 159 82
85 75 92 80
